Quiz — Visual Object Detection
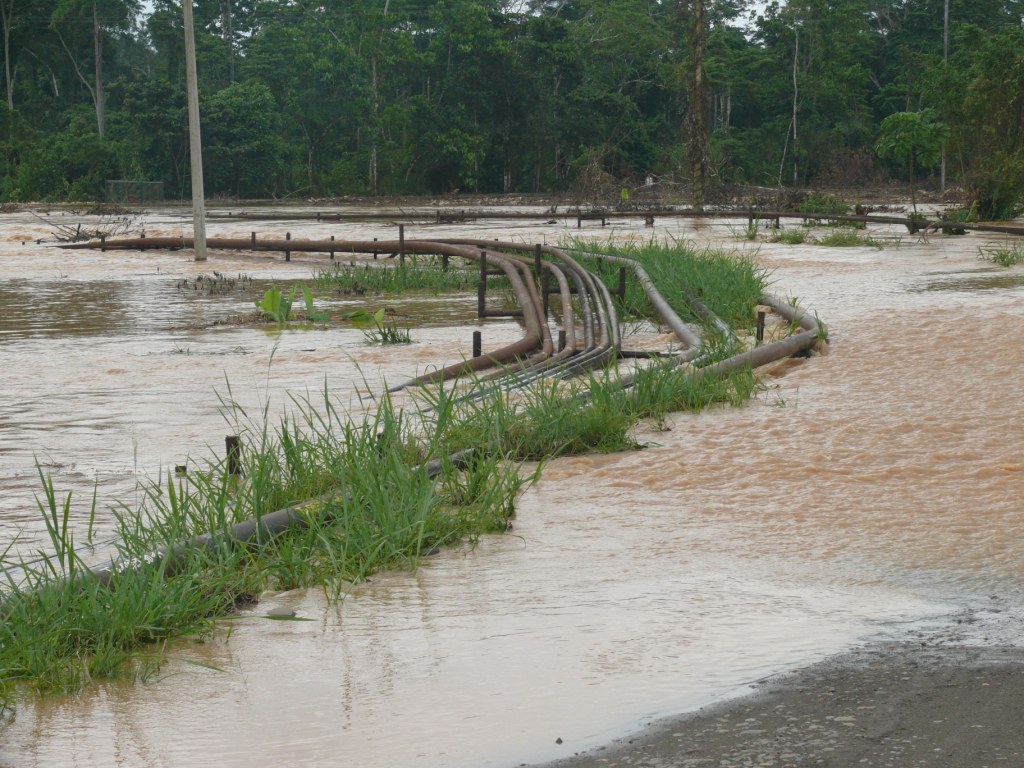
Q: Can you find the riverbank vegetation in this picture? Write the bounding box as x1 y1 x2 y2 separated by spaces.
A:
0 365 761 706
2 1 1023 218
0 239 770 706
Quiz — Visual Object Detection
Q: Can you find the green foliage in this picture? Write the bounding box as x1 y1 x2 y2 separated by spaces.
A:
313 263 480 294
769 228 808 244
363 308 412 345
255 285 294 324
2 0 1023 205
301 284 329 322
978 241 1024 267
814 230 883 248
798 193 851 216
567 238 768 333
875 110 950 211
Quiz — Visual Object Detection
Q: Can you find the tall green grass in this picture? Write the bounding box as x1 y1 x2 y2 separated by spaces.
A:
814 230 883 248
563 238 768 333
1 240 772 708
978 240 1024 266
314 261 483 294
0 387 532 704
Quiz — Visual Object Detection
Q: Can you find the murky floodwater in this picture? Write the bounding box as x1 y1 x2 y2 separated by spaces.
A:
1 206 1022 767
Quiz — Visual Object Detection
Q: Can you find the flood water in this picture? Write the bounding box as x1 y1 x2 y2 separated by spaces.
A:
1 206 1022 767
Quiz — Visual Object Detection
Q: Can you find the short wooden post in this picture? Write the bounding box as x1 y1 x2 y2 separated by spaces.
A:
250 231 256 251
756 310 766 346
225 435 242 476
577 214 582 229
329 234 335 260
558 329 566 352
399 224 405 265
442 253 449 271
285 231 291 262
477 251 487 318
373 237 378 260
100 235 106 252
472 331 482 358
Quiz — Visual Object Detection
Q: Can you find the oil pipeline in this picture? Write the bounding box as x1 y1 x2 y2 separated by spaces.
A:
49 233 827 589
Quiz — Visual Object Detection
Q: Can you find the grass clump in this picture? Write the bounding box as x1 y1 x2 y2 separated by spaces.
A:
814 230 883 248
798 193 850 216
564 238 768 333
768 228 808 245
978 241 1024 266
361 308 413 344
314 261 482 295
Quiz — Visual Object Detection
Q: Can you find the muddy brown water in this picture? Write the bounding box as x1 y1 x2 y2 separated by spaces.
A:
1 207 1022 767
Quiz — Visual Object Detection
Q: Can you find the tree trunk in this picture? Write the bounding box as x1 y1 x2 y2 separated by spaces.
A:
370 53 379 195
791 25 798 184
93 2 105 138
685 0 709 212
221 0 234 83
1 0 12 110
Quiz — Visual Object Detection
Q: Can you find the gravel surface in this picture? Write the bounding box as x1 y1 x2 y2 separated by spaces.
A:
532 641 1024 768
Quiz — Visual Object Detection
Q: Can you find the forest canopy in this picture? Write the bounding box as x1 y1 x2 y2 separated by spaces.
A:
2 0 1023 217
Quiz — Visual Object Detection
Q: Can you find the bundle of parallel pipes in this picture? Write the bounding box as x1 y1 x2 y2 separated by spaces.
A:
58 235 825 390
47 234 826 587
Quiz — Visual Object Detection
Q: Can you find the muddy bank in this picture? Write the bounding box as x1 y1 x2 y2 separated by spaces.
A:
536 632 1024 768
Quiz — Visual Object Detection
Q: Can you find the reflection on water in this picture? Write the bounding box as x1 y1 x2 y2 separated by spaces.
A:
912 270 1024 292
1 209 1023 768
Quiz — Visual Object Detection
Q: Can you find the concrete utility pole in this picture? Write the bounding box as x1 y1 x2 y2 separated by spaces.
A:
183 0 207 261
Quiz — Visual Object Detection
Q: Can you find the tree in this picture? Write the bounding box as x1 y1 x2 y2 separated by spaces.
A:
50 0 141 137
874 109 948 212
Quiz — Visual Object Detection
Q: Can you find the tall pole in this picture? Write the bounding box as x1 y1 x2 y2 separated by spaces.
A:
940 0 949 193
183 0 207 261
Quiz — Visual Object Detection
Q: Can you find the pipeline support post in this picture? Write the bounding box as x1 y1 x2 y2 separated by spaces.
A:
399 224 405 265
477 251 487 318
329 235 335 260
250 231 256 251
373 237 378 260
225 435 242 477
285 232 291 262
756 310 766 346
472 331 482 358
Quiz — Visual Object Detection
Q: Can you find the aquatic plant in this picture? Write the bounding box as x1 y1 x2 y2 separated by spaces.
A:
302 284 330 322
814 230 883 248
978 241 1024 267
255 284 295 324
362 308 412 344
769 228 808 245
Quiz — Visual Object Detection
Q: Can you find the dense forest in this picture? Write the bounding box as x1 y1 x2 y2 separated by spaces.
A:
1 0 1023 216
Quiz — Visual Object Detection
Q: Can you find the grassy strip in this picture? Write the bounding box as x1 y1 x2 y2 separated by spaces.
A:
0 241 769 708
313 260 487 294
417 361 760 462
0 389 530 705
814 230 884 248
563 238 768 333
0 357 759 706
